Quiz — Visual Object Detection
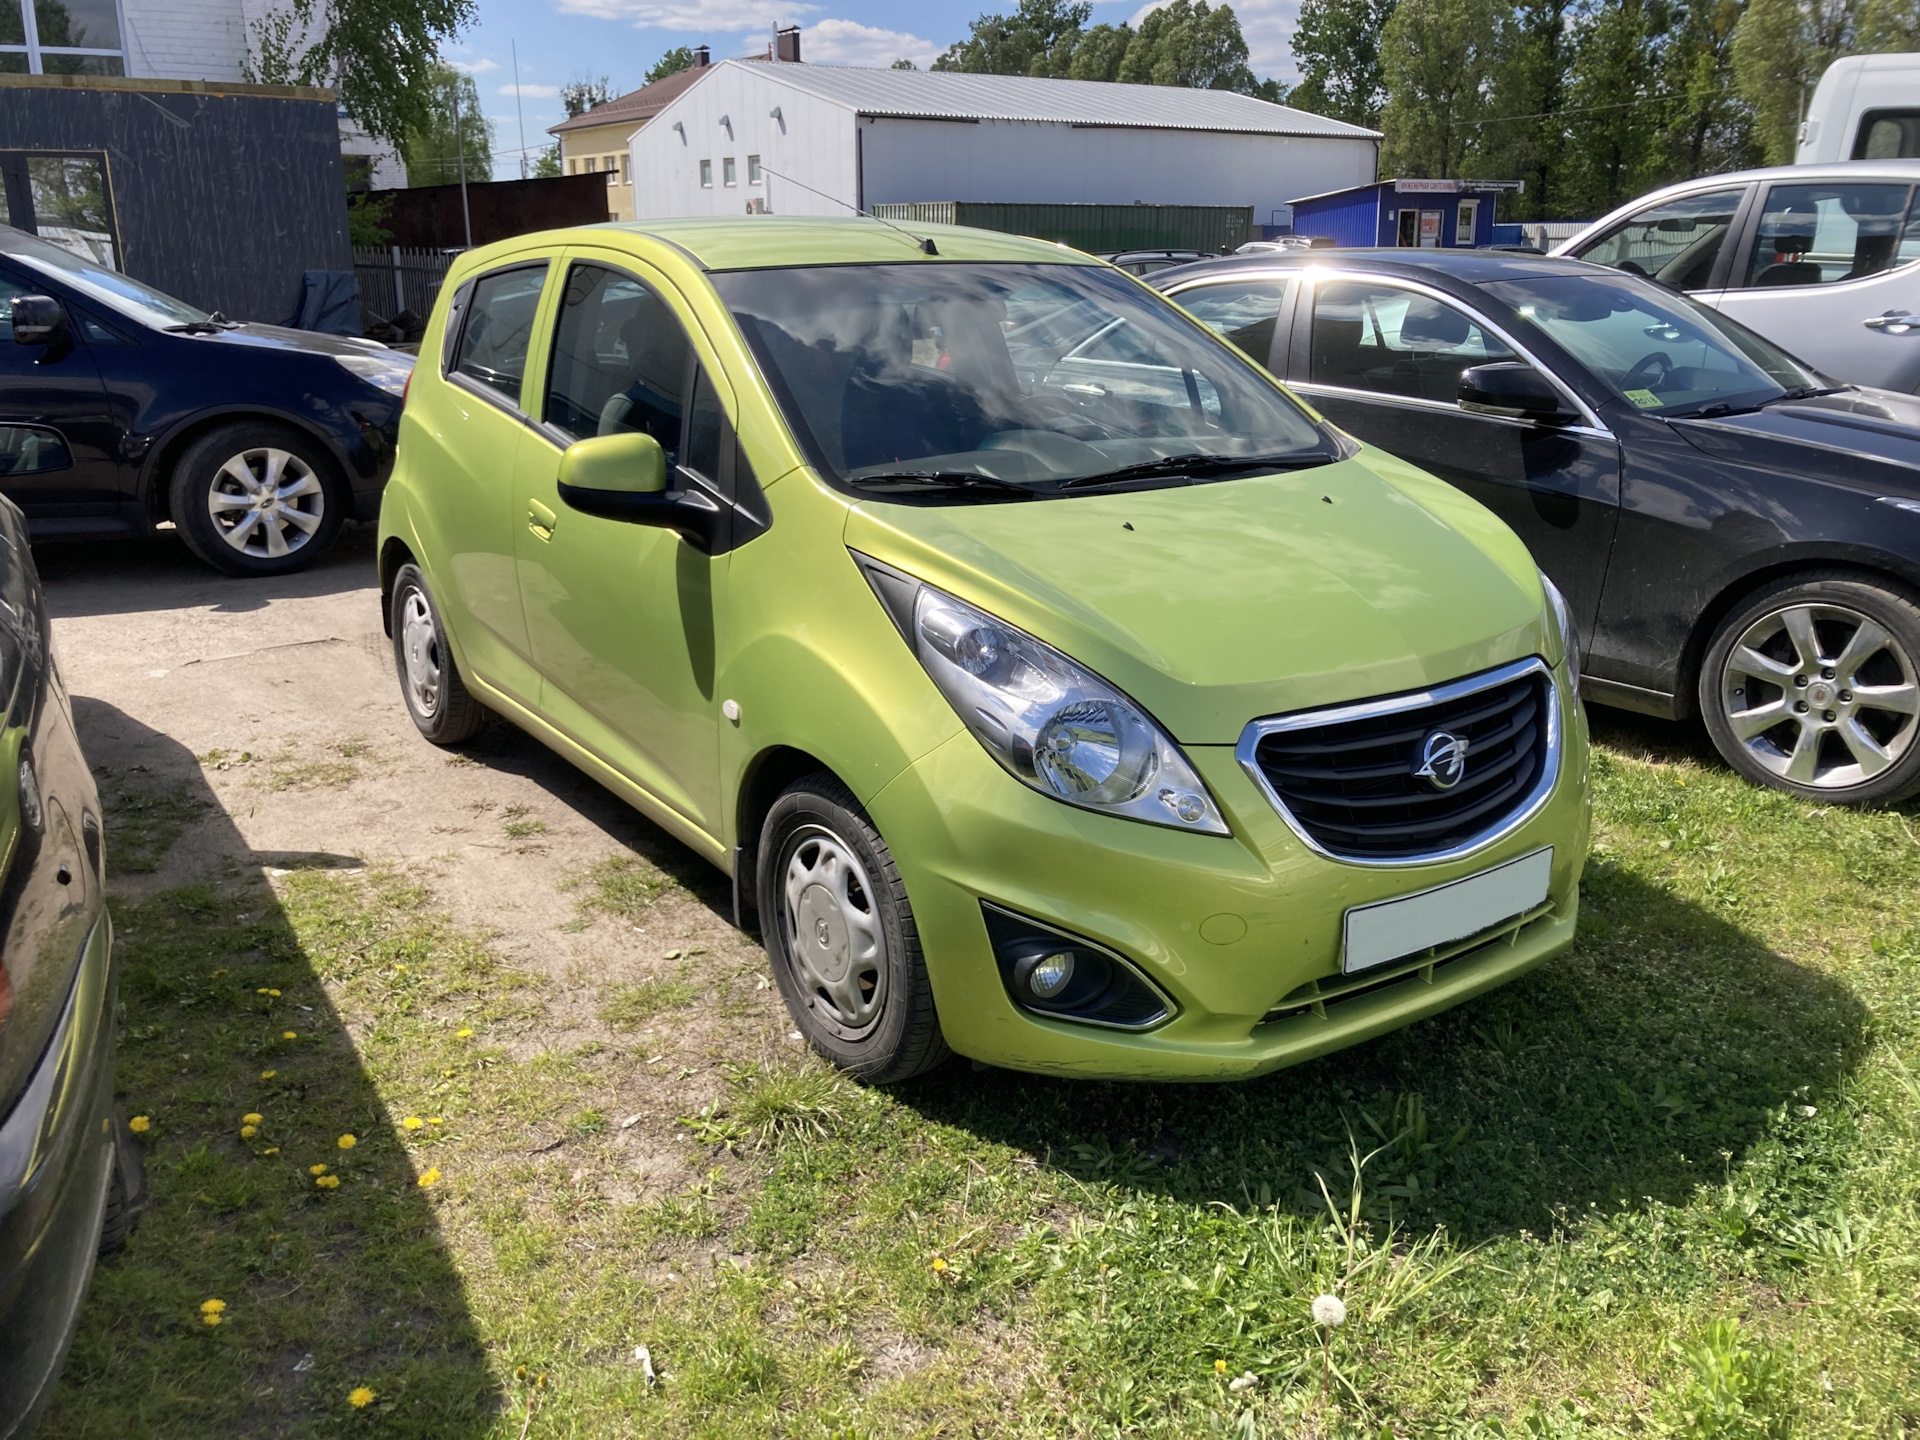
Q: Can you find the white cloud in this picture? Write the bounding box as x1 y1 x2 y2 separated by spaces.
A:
553 0 816 29
448 55 500 74
500 82 559 97
799 17 940 68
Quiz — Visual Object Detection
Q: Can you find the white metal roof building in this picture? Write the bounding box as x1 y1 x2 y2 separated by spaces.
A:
628 59 1381 229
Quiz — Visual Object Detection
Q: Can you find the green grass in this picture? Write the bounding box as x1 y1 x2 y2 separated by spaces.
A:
563 853 674 932
598 974 698 1030
49 718 1920 1436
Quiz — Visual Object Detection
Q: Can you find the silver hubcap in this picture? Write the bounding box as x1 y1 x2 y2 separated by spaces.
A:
1720 602 1919 789
780 826 887 1038
399 590 441 717
206 447 324 559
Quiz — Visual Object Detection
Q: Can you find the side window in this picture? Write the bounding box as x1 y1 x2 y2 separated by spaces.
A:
1853 110 1920 160
452 264 548 405
545 262 693 459
0 424 71 476
1174 279 1292 367
1740 182 1915 288
1309 282 1515 403
1570 188 1744 291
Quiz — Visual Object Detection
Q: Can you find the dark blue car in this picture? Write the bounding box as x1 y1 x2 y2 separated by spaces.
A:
0 227 411 576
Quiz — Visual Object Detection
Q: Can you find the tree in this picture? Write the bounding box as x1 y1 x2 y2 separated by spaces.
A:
532 143 562 177
1290 0 1400 125
646 46 695 83
403 63 493 188
1066 22 1134 80
1118 0 1264 90
891 57 919 69
561 75 615 119
1378 0 1497 176
246 0 475 167
1729 0 1920 162
934 0 1091 76
1556 0 1666 212
935 0 1284 95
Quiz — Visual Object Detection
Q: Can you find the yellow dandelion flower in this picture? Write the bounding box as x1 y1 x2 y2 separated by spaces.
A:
211 968 227 976
930 1256 948 1273
239 1125 258 1139
128 1115 150 1133
260 1070 276 1080
316 1174 341 1189
267 988 281 997
416 1167 442 1188
199 1298 226 1315
242 1113 263 1125
427 1118 444 1126
348 1386 375 1409
309 1163 329 1176
456 1028 473 1038
282 1031 297 1040
402 1116 424 1130
337 1134 356 1150
256 987 271 995
262 1147 279 1155
202 1312 223 1326
1214 1359 1228 1376
393 964 407 973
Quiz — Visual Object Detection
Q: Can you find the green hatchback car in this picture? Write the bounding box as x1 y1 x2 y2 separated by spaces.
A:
378 217 1591 1083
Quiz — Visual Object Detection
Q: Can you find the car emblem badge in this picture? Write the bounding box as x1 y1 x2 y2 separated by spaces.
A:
1414 731 1470 791
815 917 832 948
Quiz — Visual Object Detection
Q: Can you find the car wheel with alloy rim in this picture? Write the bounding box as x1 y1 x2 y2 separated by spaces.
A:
169 422 346 577
758 773 949 1082
1700 572 1920 804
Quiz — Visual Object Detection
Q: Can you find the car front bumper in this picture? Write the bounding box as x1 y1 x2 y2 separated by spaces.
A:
869 669 1591 1081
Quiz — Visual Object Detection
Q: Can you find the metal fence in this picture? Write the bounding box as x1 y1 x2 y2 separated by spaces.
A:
351 247 461 334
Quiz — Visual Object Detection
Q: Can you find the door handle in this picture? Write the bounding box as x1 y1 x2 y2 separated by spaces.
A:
1863 313 1920 333
527 497 557 541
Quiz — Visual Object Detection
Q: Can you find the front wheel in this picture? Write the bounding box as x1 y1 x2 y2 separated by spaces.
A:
758 774 949 1082
169 422 346 576
1699 572 1920 804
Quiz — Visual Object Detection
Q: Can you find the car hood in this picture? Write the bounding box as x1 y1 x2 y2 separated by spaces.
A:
841 449 1550 745
190 322 413 363
1670 385 1920 491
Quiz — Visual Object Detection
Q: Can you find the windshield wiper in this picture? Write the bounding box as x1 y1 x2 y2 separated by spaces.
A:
1670 401 1763 420
1764 385 1849 405
1056 449 1338 491
165 320 229 335
845 470 1038 498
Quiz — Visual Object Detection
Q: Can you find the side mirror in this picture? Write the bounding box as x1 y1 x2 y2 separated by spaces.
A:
1458 362 1578 425
556 431 667 495
12 295 68 347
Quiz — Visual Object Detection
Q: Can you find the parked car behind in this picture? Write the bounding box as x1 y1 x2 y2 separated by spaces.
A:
1551 163 1920 393
1155 249 1920 803
379 216 1589 1085
0 493 135 1438
0 226 412 576
1796 53 1920 163
1100 248 1213 276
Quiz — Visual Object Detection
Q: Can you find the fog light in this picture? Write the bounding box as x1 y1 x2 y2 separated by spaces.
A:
1026 950 1075 998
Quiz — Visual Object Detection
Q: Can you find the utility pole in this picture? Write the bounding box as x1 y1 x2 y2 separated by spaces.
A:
512 41 529 180
454 78 473 248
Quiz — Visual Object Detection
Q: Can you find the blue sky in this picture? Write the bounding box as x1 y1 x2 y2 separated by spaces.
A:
446 0 1304 179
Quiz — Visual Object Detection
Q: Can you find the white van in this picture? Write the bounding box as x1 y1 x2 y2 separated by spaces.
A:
1797 54 1920 163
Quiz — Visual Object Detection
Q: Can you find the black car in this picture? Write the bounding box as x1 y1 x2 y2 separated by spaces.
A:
1102 248 1213 276
1154 249 1920 804
0 493 135 1437
0 226 411 576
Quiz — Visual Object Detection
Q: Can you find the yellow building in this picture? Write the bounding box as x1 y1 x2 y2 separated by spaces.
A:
547 51 713 222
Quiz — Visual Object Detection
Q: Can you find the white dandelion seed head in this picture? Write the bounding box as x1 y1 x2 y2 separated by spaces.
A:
1311 1293 1347 1327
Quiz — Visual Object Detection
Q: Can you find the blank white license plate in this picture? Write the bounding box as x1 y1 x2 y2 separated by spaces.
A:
1342 848 1552 974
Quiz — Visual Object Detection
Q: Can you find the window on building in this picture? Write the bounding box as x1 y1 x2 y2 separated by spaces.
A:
747 154 762 185
619 154 630 185
1455 198 1479 247
604 156 618 187
699 159 712 188
0 0 125 74
722 157 736 187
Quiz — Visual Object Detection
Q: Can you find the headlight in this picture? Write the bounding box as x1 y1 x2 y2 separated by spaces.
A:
875 566 1228 834
1541 572 1580 697
334 351 413 396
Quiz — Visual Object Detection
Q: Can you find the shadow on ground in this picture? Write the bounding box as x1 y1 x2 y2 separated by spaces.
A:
43 702 496 1438
33 524 380 620
897 858 1870 1243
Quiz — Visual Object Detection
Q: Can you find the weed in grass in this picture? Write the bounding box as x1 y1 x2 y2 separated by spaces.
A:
97 769 204 872
597 973 696 1029
562 852 671 930
261 738 371 791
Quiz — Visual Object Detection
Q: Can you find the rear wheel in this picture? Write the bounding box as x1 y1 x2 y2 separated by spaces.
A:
1700 572 1920 804
389 563 488 745
98 1112 147 1256
758 774 948 1082
169 422 346 576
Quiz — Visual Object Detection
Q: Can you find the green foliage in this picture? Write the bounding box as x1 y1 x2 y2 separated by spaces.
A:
560 74 614 119
345 192 391 248
645 46 695 84
1731 0 1920 163
244 0 474 169
531 142 561 178
1291 0 1401 126
1657 1318 1794 1438
1379 0 1498 176
934 0 1284 95
402 63 492 187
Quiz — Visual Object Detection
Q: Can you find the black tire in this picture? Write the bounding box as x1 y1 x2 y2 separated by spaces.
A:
758 773 949 1083
169 421 347 577
1699 570 1920 805
98 1110 147 1256
389 562 488 745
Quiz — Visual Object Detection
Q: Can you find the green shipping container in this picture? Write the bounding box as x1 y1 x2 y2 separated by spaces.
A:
868 202 1253 256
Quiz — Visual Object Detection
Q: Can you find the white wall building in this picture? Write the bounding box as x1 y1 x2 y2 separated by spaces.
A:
0 0 404 187
630 61 1381 228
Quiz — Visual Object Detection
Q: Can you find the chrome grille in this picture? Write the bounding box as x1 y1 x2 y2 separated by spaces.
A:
1237 659 1558 863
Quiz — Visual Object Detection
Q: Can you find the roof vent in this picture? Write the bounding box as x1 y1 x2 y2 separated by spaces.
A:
774 24 801 63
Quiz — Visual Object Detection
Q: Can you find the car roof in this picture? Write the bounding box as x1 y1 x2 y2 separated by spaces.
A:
1150 248 1595 287
1621 160 1920 195
488 216 1102 272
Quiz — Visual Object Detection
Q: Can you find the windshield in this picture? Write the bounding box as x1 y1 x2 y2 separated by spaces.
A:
713 261 1330 497
1483 271 1823 417
4 229 210 329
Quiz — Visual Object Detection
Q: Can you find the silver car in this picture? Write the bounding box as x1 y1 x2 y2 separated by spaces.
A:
1554 161 1920 393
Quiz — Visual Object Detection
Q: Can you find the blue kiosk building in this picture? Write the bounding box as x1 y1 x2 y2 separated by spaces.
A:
1288 178 1524 248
